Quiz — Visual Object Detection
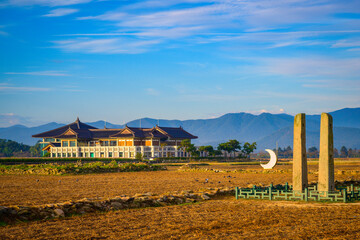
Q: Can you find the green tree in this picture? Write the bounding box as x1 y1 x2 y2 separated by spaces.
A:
160 142 167 158
180 139 197 158
340 146 348 158
307 146 319 158
0 139 31 157
218 139 241 158
198 145 214 157
135 152 143 160
30 141 42 157
241 142 257 159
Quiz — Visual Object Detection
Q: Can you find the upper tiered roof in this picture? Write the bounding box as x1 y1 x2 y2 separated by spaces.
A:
32 117 97 138
32 118 197 140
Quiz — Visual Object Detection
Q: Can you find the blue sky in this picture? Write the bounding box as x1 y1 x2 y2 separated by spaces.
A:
0 0 359 127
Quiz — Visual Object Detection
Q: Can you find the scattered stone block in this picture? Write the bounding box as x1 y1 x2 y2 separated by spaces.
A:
53 209 65 218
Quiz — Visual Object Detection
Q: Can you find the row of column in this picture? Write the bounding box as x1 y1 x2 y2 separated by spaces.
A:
293 113 334 192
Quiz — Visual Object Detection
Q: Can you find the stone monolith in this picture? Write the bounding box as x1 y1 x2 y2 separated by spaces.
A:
293 113 307 191
318 113 335 192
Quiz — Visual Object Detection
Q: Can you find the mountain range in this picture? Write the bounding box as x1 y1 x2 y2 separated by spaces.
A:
0 107 359 151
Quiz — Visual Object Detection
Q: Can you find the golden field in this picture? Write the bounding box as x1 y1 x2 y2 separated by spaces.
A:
0 160 359 239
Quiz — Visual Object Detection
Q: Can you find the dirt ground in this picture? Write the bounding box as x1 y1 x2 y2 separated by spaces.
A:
0 161 359 239
1 196 360 239
0 162 358 207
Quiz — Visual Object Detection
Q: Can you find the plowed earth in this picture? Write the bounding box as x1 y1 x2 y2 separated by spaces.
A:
1 197 360 239
0 163 357 207
0 162 359 239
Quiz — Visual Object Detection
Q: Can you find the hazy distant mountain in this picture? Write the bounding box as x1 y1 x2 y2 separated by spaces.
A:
0 107 359 150
87 121 123 129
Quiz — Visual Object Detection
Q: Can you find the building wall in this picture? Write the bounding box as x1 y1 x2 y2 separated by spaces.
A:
46 137 191 159
49 145 189 159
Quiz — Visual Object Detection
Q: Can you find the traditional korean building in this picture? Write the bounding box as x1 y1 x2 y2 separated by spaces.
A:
32 118 197 159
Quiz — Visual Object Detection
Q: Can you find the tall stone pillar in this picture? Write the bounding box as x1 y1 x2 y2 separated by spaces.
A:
318 113 335 192
293 113 308 191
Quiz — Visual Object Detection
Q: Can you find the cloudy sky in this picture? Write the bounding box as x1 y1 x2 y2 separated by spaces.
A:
0 0 359 127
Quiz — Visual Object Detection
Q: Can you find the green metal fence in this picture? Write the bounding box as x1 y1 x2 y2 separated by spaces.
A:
235 183 360 203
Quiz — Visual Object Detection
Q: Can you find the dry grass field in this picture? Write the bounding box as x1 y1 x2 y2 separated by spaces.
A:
1 197 360 239
0 160 359 239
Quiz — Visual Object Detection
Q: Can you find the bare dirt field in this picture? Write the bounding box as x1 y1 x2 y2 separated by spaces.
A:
1 196 360 239
0 161 359 239
0 162 358 207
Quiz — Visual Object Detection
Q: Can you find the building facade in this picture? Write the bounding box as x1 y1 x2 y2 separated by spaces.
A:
33 118 198 159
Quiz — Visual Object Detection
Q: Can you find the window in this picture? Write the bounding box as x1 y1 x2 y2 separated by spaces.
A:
100 152 104 157
119 152 123 158
72 153 76 157
110 141 117 146
57 153 61 157
79 153 83 157
67 153 71 157
52 153 56 157
70 141 76 147
101 141 109 146
62 153 66 157
62 141 68 147
85 152 88 157
109 152 113 157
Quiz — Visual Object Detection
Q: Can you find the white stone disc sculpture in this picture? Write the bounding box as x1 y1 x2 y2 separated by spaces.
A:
260 149 278 169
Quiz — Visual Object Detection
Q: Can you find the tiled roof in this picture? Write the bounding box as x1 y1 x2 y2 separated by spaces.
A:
110 127 169 138
33 119 197 140
90 129 122 138
42 142 61 150
32 117 97 138
156 126 198 139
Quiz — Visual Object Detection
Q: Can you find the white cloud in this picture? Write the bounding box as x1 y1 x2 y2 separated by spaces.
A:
65 0 360 54
0 113 44 127
0 86 51 92
5 71 70 76
332 38 360 49
53 38 162 54
244 108 286 115
146 88 160 96
258 57 360 78
43 8 78 17
0 25 9 36
1 0 92 7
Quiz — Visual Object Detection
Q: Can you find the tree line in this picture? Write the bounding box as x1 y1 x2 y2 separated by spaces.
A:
255 145 360 158
180 139 257 159
0 139 42 157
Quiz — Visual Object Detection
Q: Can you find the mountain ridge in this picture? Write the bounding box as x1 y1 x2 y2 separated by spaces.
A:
0 107 359 150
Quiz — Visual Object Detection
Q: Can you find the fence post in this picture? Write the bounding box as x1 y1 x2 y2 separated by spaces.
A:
285 182 288 191
235 187 239 200
305 188 308 202
351 184 354 199
269 186 272 200
342 189 347 203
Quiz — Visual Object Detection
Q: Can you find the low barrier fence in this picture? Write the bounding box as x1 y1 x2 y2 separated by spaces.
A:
235 183 360 203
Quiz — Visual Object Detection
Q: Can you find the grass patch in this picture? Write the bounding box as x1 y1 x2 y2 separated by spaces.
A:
0 161 166 175
0 221 7 227
230 162 263 165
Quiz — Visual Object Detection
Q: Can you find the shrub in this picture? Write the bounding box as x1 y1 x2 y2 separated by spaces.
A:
0 162 166 175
